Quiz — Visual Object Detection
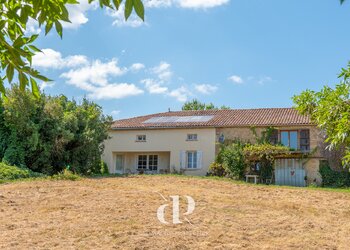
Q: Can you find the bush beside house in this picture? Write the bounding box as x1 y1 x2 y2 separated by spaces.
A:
0 162 43 181
319 160 350 188
0 87 112 176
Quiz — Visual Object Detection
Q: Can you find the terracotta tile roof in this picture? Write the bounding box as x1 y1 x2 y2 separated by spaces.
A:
111 108 312 130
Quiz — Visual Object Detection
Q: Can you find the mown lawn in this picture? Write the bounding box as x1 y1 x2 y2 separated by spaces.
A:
1 175 350 249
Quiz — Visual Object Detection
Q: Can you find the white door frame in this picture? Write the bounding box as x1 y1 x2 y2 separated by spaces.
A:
136 154 159 173
115 154 124 174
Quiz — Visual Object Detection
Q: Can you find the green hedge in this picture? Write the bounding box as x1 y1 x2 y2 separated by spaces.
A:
319 161 350 188
0 162 43 180
50 169 80 181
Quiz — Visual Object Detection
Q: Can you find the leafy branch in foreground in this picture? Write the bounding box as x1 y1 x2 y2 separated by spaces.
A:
0 0 144 98
293 63 350 167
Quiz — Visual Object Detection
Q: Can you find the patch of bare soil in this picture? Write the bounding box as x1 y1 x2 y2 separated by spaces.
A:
1 176 350 249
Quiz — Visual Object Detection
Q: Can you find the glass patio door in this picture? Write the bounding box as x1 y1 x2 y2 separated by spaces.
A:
115 155 124 174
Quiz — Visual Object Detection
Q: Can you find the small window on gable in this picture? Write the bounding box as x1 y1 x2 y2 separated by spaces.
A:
136 135 146 142
187 134 198 141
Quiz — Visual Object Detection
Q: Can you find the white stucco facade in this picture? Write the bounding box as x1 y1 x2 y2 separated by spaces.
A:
102 128 217 176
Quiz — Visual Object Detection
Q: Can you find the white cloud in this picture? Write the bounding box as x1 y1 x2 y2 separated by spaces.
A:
35 49 189 102
130 63 145 71
60 58 143 100
62 0 98 29
25 18 41 34
144 0 229 9
25 0 98 32
145 0 173 8
228 75 273 85
39 81 55 91
228 75 244 84
107 0 229 28
168 86 189 102
151 61 173 82
140 62 189 102
61 59 126 86
106 5 144 28
195 84 217 94
32 49 89 69
111 110 121 119
258 76 273 85
89 83 143 100
176 0 229 9
111 110 120 116
141 78 168 94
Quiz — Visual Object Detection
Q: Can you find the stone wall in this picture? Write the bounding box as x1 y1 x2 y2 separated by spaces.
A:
215 125 325 184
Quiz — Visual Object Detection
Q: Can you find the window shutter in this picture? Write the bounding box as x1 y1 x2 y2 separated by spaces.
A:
180 151 186 169
299 129 310 151
197 151 203 169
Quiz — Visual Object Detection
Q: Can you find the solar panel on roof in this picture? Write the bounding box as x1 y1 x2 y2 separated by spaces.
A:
143 116 214 124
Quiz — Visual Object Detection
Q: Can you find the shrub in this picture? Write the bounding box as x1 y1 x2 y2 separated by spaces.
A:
0 162 43 180
0 87 112 176
100 160 109 175
319 161 350 188
217 141 246 179
208 162 226 177
243 143 291 180
50 169 81 181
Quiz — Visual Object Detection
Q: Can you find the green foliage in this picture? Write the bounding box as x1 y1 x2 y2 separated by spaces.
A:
244 144 291 180
243 144 291 163
244 129 291 180
50 169 80 181
182 99 231 111
215 128 292 180
208 162 226 177
250 126 276 144
293 63 350 167
0 0 144 96
216 140 246 179
100 160 110 175
0 162 43 180
319 160 350 187
0 87 112 175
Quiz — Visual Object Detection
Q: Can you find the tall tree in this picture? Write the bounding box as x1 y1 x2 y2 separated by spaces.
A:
182 99 231 111
0 0 144 97
293 63 350 166
0 87 112 174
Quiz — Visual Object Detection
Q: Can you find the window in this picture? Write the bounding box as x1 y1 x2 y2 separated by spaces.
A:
137 155 147 169
187 151 198 169
136 135 146 142
269 129 278 145
280 131 298 149
148 155 158 171
138 155 158 171
299 129 310 151
187 134 198 141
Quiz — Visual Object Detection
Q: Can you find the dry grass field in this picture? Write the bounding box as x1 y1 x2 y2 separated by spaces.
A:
1 175 350 249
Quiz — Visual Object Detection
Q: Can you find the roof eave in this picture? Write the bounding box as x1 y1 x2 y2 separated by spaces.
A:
110 123 314 130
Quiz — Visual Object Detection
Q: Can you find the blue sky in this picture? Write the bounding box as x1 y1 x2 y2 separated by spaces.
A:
29 0 350 119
